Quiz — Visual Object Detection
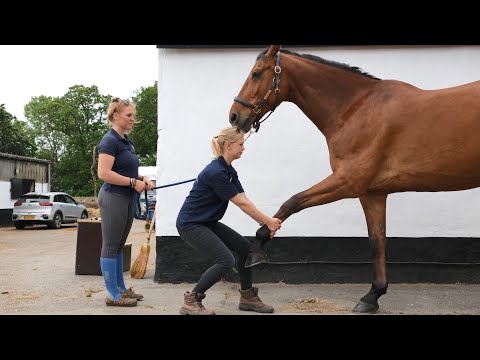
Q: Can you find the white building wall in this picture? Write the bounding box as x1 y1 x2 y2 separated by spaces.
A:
156 46 480 238
0 181 49 210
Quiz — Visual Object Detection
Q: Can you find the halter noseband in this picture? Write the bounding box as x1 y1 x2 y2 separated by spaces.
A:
233 52 282 133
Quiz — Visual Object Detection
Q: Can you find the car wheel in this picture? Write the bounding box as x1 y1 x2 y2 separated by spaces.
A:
48 212 63 229
81 211 88 219
14 222 26 230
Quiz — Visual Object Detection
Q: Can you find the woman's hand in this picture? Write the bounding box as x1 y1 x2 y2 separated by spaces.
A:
266 217 282 232
143 177 155 191
134 179 146 193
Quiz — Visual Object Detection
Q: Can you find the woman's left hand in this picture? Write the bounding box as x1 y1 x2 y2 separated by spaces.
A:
144 177 155 191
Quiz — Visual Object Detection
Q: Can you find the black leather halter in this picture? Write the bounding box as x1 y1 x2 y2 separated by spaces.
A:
233 52 282 132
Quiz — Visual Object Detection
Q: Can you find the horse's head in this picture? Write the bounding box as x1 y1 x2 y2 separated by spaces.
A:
229 45 283 133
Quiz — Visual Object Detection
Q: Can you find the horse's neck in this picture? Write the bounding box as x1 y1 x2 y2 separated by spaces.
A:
286 59 374 138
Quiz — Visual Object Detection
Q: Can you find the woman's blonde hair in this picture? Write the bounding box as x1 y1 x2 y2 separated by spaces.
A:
107 97 137 126
211 127 243 158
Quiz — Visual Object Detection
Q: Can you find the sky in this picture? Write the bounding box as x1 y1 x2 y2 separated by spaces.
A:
0 45 158 122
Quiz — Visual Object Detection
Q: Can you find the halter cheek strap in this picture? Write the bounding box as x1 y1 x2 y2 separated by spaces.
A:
233 52 282 133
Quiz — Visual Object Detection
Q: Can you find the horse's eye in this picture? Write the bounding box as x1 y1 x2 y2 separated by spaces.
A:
252 71 260 79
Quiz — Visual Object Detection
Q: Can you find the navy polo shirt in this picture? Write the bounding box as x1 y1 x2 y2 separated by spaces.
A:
98 128 139 196
176 156 244 231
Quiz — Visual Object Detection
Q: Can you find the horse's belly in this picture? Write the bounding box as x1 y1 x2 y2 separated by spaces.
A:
372 150 480 191
371 172 480 192
373 125 480 192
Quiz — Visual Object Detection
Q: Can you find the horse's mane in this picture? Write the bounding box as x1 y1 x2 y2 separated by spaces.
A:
257 48 381 80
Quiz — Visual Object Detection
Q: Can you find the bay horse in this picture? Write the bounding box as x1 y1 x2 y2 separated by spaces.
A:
228 45 480 313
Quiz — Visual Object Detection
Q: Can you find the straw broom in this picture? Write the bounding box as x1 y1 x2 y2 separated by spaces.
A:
131 205 156 279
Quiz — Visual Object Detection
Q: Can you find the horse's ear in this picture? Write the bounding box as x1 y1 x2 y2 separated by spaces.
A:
265 45 281 59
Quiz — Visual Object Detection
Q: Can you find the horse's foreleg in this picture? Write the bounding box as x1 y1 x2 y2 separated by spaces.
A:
352 192 388 314
246 172 361 267
257 172 362 244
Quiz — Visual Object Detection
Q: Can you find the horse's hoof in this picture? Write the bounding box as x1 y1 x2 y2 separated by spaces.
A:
352 300 379 314
245 252 267 268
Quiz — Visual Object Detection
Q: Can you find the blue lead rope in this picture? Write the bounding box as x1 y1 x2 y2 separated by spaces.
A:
134 178 196 220
153 178 196 190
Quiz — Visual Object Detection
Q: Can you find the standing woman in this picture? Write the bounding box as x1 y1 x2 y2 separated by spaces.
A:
176 126 282 315
97 97 154 307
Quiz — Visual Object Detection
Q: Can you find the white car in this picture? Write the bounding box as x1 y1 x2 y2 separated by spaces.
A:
12 192 89 229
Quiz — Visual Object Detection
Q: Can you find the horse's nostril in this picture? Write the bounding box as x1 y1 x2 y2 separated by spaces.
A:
230 112 238 125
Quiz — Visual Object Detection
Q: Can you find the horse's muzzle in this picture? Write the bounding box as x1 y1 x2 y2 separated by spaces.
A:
230 116 252 133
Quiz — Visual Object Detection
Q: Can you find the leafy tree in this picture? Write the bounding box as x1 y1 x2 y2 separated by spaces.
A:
0 104 37 157
25 86 110 196
54 151 95 195
130 81 158 166
58 85 110 196
23 83 158 197
24 96 68 164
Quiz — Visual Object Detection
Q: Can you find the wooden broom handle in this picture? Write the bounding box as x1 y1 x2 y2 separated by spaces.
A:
147 205 157 244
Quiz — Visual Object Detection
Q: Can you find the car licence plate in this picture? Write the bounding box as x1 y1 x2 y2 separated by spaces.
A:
23 215 36 220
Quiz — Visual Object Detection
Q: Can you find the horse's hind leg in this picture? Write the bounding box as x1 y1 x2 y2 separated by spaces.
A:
353 192 388 314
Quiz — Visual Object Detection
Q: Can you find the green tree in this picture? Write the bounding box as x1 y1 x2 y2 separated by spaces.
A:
24 96 68 164
25 86 110 196
0 104 37 157
58 85 110 196
23 83 158 197
130 81 158 166
25 96 70 191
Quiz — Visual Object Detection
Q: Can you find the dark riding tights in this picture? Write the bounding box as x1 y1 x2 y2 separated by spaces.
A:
177 222 252 294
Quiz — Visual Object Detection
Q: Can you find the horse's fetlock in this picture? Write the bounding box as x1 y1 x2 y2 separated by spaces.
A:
373 282 388 295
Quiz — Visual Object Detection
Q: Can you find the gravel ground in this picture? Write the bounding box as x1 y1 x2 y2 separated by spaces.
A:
1 219 480 315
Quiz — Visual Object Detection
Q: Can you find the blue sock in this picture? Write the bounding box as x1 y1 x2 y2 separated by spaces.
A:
100 257 121 301
116 252 127 293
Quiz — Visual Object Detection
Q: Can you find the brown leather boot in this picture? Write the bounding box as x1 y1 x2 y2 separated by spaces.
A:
121 287 144 301
179 291 216 315
105 293 138 307
239 287 274 313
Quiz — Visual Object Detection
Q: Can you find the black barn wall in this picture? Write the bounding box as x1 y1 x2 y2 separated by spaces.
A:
154 236 480 284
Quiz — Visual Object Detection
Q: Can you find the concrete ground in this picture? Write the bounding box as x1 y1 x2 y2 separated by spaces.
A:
1 219 480 315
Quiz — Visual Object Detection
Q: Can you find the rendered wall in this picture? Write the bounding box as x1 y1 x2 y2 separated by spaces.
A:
155 46 480 238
